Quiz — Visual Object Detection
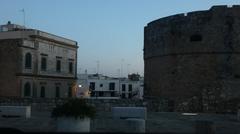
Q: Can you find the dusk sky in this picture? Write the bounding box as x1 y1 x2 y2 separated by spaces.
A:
0 0 239 77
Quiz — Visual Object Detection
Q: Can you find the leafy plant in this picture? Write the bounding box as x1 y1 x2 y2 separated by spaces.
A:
52 99 96 119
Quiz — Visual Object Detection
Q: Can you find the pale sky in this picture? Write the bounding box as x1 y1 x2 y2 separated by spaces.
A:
0 0 239 77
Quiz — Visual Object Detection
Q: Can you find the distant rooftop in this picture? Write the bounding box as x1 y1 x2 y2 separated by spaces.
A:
77 73 143 81
0 21 26 32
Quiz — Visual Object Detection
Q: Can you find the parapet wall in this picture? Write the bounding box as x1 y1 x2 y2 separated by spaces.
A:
147 5 240 28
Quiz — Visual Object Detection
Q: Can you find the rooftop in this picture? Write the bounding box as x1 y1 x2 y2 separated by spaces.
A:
0 21 77 47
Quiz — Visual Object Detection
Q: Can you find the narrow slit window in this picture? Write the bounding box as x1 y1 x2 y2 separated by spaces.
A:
190 34 202 42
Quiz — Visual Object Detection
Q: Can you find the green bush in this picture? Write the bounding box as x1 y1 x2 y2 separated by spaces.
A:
52 99 96 119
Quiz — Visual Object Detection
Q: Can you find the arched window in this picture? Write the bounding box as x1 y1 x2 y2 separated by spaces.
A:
25 53 32 68
24 82 31 97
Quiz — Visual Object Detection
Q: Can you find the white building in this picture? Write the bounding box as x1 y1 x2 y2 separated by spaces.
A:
119 77 144 99
77 73 144 99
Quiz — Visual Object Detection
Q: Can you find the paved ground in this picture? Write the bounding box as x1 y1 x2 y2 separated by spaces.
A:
0 110 56 132
0 110 240 133
146 112 240 134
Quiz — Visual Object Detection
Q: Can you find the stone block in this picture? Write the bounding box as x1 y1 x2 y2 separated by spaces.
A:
0 106 31 118
112 107 147 119
91 118 145 133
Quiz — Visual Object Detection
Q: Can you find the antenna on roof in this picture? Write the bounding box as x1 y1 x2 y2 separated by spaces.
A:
19 9 26 27
121 59 124 77
96 60 100 74
127 64 131 75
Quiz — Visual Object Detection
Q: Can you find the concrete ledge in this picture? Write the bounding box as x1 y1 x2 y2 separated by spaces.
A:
0 106 31 118
112 107 147 119
91 118 145 133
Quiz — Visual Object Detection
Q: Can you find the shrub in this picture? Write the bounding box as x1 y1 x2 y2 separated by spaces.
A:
52 98 96 119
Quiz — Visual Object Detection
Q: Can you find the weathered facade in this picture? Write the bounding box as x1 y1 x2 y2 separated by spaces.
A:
144 5 240 102
0 22 78 98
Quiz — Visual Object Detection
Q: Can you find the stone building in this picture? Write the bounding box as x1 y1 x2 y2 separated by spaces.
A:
0 22 78 98
144 5 240 103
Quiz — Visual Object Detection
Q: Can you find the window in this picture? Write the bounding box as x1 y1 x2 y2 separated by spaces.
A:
68 86 72 97
190 34 202 42
99 91 104 97
109 83 115 90
69 62 73 73
25 53 32 68
128 93 132 98
89 82 95 90
122 84 126 91
40 86 45 98
128 84 132 92
122 93 126 98
41 57 47 71
55 86 60 98
234 74 240 79
24 82 31 97
168 100 175 112
100 84 103 87
111 92 115 97
56 60 61 72
91 92 95 97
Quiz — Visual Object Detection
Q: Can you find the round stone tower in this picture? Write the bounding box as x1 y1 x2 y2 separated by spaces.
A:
144 5 240 101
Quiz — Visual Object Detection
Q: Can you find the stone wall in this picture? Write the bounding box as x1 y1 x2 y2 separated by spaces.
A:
144 5 240 104
0 39 21 97
0 37 78 98
36 39 77 77
0 97 168 112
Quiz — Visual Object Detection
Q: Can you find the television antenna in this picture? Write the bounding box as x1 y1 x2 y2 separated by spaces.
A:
19 9 26 27
96 60 100 74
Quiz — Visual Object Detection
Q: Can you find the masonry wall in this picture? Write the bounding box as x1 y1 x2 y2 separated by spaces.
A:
0 39 21 97
0 97 168 112
19 76 75 98
19 38 77 98
36 39 77 77
19 38 77 77
144 5 240 101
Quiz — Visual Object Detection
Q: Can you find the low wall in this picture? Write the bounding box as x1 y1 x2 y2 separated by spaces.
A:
0 97 168 112
91 118 145 133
